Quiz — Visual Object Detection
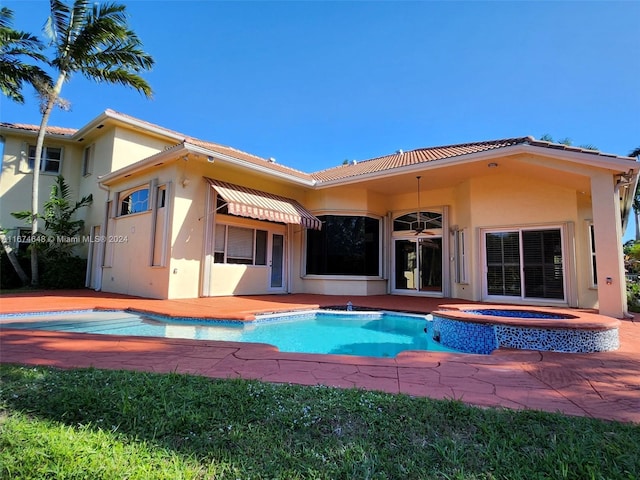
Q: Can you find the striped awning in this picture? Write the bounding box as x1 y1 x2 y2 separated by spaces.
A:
206 178 322 230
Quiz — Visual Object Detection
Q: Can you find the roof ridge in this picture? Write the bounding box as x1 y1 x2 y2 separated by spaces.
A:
311 137 531 175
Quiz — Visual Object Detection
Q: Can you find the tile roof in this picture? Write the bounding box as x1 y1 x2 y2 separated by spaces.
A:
103 110 313 182
3 112 634 186
310 137 635 183
0 122 77 136
185 138 313 182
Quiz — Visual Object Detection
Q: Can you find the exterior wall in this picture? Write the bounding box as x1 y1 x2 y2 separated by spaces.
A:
166 166 205 299
100 166 175 298
466 172 585 307
0 133 81 239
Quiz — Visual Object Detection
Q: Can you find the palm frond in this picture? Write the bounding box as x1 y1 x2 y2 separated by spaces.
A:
47 0 154 97
0 7 52 103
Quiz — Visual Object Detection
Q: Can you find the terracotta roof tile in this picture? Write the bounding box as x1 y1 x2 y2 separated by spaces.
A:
0 122 77 136
185 138 313 182
311 137 529 182
310 137 634 183
104 110 314 182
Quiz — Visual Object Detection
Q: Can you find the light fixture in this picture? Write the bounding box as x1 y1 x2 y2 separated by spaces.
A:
207 156 215 163
488 162 498 168
414 176 433 236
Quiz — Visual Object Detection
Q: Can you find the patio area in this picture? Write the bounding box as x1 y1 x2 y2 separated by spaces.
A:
1 290 639 423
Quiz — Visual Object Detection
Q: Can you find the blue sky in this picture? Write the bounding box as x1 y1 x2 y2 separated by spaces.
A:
2 1 639 237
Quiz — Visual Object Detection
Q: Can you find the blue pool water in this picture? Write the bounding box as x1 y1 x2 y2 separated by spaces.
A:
0 310 463 358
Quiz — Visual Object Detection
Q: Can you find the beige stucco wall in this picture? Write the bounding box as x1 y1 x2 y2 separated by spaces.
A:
0 133 81 237
100 164 176 298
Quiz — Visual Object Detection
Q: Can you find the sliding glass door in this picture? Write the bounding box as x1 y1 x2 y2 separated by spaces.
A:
485 228 564 300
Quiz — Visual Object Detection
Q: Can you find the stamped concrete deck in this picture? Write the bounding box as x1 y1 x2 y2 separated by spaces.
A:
1 290 638 423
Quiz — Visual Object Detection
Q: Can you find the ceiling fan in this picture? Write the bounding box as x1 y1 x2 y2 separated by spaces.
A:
414 176 433 236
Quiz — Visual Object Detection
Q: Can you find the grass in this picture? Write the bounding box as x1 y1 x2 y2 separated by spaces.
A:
1 365 639 479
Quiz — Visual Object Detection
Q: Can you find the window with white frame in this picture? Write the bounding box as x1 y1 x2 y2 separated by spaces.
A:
28 145 62 173
214 225 268 265
119 186 149 216
589 223 597 286
485 227 564 300
454 228 468 284
82 144 94 176
306 215 381 276
151 184 169 267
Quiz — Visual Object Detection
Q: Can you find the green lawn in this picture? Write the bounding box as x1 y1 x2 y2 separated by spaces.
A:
1 364 638 479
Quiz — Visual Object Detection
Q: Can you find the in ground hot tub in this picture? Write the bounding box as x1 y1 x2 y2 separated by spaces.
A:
430 305 620 354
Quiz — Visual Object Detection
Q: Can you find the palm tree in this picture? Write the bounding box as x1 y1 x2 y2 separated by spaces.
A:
0 6 51 285
28 0 154 285
0 7 51 103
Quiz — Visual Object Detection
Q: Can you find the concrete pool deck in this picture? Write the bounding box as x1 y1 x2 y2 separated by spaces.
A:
1 290 639 423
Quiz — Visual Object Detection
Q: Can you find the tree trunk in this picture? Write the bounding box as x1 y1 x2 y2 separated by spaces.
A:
0 231 30 285
635 210 640 242
30 71 66 286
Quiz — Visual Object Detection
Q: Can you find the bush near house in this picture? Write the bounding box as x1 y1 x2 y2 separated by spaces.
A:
0 251 87 290
624 241 640 312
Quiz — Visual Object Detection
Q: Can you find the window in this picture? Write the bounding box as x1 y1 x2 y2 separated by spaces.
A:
214 225 268 265
589 223 597 286
82 144 94 176
119 187 149 216
485 228 564 300
394 211 442 232
28 146 62 173
151 184 169 267
306 215 380 276
454 228 468 284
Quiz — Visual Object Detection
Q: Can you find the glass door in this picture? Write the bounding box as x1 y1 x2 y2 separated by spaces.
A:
484 228 565 300
394 237 442 293
270 233 284 290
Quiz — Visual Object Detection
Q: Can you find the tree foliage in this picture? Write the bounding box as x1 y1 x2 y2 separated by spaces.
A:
0 6 52 103
12 175 93 258
2 0 154 286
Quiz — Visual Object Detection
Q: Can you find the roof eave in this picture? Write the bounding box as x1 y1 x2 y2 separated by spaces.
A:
313 144 639 188
72 110 186 143
0 125 74 142
98 144 189 186
205 146 316 186
99 141 317 187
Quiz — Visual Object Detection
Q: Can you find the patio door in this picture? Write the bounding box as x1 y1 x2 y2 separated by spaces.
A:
269 233 285 291
483 228 565 301
393 237 442 294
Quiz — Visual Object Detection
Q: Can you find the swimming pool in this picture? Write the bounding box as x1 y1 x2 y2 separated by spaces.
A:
0 309 464 358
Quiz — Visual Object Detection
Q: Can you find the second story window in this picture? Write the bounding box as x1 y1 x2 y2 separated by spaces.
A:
28 146 62 174
119 187 149 216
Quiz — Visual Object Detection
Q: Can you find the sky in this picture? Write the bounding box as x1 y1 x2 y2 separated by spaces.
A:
2 0 639 237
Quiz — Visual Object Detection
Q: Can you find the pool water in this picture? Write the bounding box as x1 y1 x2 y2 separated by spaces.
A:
0 310 463 358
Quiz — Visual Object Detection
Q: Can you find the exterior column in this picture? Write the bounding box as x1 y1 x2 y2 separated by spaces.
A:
590 172 627 318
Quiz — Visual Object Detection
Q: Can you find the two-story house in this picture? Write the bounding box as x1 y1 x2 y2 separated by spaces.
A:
1 109 636 318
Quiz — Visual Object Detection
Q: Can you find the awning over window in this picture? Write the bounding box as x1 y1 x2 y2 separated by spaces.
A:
206 178 322 230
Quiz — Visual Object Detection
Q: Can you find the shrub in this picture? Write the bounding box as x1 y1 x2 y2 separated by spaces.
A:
40 256 87 289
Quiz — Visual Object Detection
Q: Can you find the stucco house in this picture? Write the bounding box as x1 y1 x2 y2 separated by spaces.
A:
1 109 637 318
